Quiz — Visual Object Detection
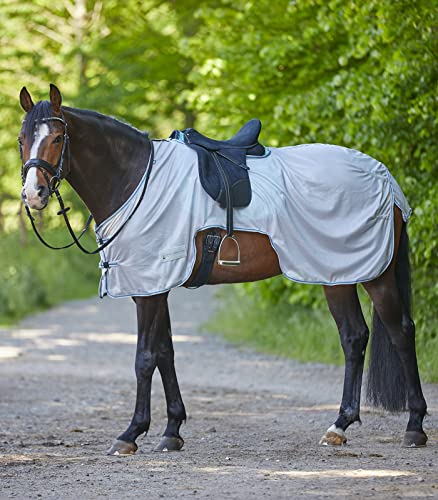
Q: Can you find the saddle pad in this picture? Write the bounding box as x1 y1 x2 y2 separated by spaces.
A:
95 140 411 298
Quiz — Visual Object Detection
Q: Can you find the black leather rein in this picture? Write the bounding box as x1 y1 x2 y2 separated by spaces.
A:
20 117 154 255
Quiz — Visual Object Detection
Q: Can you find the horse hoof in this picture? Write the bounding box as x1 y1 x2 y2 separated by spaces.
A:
402 431 428 448
319 425 347 446
154 436 184 452
107 439 138 456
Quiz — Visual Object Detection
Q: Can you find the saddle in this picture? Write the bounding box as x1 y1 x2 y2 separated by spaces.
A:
170 119 266 268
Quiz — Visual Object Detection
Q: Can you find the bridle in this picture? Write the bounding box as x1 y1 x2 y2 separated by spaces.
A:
20 114 154 255
21 116 69 194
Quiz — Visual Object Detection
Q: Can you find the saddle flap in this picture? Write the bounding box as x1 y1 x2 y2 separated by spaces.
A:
194 145 252 207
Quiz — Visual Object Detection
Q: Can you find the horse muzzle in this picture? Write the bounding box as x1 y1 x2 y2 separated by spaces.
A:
21 184 49 210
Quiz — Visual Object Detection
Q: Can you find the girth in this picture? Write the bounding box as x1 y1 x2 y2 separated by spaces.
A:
186 229 222 289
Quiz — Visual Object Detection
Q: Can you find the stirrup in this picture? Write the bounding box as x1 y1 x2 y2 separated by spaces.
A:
217 235 241 266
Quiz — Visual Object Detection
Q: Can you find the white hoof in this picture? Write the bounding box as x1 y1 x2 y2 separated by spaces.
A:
319 424 347 446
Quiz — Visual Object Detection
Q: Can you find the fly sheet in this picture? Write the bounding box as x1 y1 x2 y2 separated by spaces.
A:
95 140 411 298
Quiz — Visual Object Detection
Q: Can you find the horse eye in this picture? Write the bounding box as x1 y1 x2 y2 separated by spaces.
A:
17 138 23 146
53 135 63 144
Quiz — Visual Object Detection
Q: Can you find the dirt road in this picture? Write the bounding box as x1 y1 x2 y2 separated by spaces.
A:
0 287 436 499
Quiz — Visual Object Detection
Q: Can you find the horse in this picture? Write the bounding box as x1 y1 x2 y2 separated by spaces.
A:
17 84 428 455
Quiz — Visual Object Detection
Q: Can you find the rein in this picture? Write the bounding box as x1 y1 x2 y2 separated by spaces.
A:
21 116 154 255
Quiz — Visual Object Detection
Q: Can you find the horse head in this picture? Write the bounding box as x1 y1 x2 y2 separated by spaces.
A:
19 84 69 210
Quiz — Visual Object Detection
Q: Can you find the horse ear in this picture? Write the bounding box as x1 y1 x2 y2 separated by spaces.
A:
20 87 34 112
49 83 62 113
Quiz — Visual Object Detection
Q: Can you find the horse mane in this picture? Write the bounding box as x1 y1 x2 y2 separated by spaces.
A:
63 106 149 139
24 101 149 140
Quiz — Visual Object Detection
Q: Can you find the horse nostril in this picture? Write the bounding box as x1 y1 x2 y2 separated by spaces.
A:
37 185 47 198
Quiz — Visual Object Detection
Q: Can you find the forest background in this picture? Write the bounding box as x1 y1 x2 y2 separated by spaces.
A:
0 0 436 379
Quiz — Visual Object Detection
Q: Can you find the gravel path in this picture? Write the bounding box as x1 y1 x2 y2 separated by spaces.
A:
0 287 436 499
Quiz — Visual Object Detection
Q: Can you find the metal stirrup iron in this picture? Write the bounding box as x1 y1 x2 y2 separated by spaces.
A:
217 234 241 266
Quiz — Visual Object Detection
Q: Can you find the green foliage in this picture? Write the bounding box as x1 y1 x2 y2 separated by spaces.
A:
185 0 437 346
0 230 99 324
0 0 205 235
0 0 435 372
0 0 208 323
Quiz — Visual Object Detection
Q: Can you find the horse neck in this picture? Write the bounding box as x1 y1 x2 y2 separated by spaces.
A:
62 107 150 225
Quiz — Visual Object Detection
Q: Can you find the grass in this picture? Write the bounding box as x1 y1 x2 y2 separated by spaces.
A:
206 286 344 366
0 229 100 324
205 285 438 383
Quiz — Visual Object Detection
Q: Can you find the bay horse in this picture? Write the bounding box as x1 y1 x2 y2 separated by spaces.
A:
17 84 427 455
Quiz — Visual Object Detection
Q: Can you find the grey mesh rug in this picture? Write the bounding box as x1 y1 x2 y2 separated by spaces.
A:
95 140 411 298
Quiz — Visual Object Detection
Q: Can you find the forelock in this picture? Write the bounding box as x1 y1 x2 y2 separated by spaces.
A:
24 101 54 138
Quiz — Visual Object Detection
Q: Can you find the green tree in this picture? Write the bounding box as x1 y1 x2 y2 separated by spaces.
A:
0 0 200 230
184 0 437 351
0 0 204 322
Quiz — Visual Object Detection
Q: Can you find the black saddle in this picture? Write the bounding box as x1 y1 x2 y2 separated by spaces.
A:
183 119 265 154
170 119 266 266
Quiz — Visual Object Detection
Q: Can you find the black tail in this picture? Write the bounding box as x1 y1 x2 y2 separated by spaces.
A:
366 222 411 412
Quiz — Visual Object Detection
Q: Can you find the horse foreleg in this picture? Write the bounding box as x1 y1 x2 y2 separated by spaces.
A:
154 303 186 452
107 294 168 456
320 284 369 446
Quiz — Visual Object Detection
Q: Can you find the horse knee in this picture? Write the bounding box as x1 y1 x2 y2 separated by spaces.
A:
157 339 174 360
341 325 369 359
135 350 157 378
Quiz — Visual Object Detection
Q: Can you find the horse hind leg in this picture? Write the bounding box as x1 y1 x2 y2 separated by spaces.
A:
319 284 369 446
363 222 427 447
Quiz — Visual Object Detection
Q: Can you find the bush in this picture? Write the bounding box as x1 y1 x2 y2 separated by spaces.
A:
0 230 100 323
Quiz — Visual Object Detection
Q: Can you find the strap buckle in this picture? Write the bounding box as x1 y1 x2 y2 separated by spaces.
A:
50 175 61 192
205 233 221 252
217 234 241 266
